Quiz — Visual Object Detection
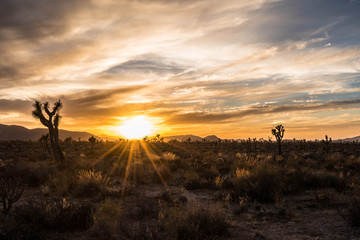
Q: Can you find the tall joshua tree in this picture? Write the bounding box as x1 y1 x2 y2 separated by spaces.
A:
272 124 285 156
32 100 64 162
321 135 332 154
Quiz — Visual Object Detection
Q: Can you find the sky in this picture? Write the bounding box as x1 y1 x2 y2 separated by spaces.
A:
0 0 360 140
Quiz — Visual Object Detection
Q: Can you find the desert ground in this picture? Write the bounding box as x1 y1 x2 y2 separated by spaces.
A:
0 139 359 240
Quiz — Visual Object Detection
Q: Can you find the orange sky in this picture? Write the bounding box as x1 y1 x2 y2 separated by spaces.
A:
0 0 360 140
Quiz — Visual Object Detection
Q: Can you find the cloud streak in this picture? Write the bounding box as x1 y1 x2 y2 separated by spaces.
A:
165 99 360 124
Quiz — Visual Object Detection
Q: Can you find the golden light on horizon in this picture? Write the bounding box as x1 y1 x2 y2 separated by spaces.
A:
117 116 154 139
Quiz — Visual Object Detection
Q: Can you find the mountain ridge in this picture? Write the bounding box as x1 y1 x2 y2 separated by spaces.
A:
163 134 221 142
0 124 98 141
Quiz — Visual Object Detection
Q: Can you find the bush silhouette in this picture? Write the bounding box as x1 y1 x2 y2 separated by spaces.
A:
0 177 26 215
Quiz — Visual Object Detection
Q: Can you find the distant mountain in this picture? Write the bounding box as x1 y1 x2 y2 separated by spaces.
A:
163 135 203 142
163 134 221 142
336 136 360 142
204 135 221 142
0 124 98 141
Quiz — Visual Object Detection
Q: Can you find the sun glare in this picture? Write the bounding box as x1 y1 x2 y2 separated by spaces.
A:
118 116 154 139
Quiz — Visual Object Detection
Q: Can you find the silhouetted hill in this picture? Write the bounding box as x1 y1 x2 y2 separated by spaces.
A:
336 136 360 142
204 135 221 142
163 135 202 142
163 134 221 142
0 124 98 141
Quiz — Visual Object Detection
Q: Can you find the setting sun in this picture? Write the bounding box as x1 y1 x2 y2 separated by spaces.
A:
118 116 154 139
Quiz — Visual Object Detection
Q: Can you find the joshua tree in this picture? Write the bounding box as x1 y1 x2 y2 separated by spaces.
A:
88 135 96 149
321 135 332 154
32 100 64 162
272 124 285 155
39 133 51 155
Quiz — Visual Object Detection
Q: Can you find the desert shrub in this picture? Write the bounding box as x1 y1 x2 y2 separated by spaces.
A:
196 164 219 181
98 198 122 219
147 153 161 162
168 158 192 173
303 171 346 191
149 164 172 184
343 155 360 172
47 170 76 194
185 178 213 190
280 168 307 194
128 195 157 220
231 164 281 203
214 175 227 189
232 153 259 169
127 162 150 184
40 184 50 196
0 177 26 215
162 152 177 161
16 198 94 232
157 190 187 206
0 163 51 187
338 196 360 227
162 204 230 240
117 221 160 240
91 216 117 240
75 169 110 197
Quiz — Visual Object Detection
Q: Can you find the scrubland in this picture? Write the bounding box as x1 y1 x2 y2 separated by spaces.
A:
0 139 359 239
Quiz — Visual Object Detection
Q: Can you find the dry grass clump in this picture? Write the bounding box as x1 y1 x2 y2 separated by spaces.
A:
75 169 110 196
16 198 94 232
160 203 230 240
231 164 281 203
162 152 177 161
98 198 122 220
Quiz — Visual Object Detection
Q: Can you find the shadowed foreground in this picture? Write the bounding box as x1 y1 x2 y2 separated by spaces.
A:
0 139 359 239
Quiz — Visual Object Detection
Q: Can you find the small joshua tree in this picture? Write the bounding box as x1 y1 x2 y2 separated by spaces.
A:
88 136 96 149
39 133 51 155
321 135 332 154
272 125 285 156
0 177 26 215
32 100 64 162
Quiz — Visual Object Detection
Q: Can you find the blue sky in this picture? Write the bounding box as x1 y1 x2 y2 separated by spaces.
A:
0 0 359 139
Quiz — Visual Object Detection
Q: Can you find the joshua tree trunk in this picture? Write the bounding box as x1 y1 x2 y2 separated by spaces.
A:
322 135 332 155
277 140 282 156
32 100 64 162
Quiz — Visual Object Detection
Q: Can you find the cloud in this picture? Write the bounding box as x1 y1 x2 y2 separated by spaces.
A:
0 65 18 79
63 85 148 106
165 99 360 124
0 0 359 138
104 54 186 76
194 0 360 47
0 0 89 41
0 99 33 113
